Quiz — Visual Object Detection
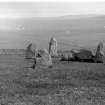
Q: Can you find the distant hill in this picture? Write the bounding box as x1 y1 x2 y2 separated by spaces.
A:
0 15 105 50
53 14 104 20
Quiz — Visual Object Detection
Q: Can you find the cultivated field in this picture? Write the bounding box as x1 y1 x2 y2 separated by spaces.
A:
0 54 105 105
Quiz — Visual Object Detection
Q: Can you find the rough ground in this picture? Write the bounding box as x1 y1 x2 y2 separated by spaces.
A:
0 54 105 105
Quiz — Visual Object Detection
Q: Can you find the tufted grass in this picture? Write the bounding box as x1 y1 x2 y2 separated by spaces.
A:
0 55 105 104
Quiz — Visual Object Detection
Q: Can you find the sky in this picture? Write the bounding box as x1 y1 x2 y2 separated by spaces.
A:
0 1 105 18
0 0 105 2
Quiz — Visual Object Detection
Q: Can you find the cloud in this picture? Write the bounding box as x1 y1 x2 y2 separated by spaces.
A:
16 25 24 31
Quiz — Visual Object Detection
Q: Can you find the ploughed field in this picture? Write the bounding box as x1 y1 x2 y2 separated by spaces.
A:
0 54 105 105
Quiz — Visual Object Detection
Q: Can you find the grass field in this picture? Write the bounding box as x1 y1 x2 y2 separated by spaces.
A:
0 54 105 105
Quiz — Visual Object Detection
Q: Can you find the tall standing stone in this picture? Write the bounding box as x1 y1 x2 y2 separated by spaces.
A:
95 41 105 63
49 37 58 57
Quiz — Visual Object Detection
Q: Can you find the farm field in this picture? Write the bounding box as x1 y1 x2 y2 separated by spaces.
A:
0 54 105 105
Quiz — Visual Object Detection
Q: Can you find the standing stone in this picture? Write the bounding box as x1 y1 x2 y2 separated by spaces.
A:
71 49 94 62
60 51 73 61
95 41 105 63
49 37 58 57
25 43 37 59
39 49 52 67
